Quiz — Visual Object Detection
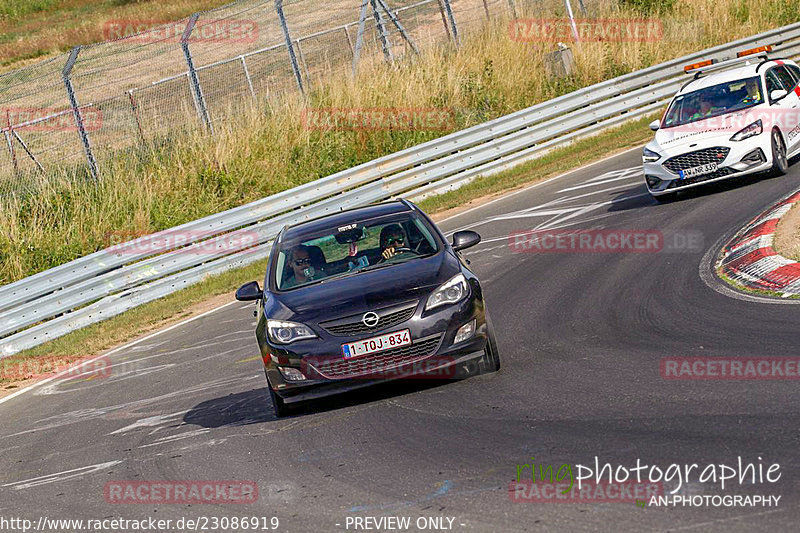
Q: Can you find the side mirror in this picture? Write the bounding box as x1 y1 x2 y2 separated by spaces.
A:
452 230 481 252
771 89 788 102
235 281 263 301
649 120 660 131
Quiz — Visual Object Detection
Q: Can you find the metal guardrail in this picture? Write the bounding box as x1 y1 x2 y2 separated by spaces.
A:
2 23 800 357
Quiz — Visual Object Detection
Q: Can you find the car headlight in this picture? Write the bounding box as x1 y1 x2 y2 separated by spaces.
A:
643 148 661 163
426 273 469 311
730 119 762 142
267 320 317 344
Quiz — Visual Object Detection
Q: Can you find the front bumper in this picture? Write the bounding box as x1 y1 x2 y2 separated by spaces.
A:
644 140 773 196
263 293 488 404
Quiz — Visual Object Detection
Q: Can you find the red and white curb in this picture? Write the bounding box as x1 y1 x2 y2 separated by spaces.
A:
717 189 800 297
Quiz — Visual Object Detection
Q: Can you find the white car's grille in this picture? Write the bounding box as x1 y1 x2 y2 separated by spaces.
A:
663 147 730 174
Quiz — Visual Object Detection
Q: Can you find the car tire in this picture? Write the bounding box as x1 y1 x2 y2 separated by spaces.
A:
266 373 293 418
771 129 788 176
653 192 677 204
481 314 501 373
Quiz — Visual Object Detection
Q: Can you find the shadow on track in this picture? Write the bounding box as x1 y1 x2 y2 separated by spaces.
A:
182 378 463 427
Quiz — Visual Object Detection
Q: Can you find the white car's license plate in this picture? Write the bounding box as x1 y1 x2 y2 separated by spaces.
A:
679 162 718 179
342 329 411 359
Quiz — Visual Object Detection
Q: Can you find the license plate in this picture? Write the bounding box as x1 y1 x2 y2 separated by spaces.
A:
342 329 411 359
679 162 717 179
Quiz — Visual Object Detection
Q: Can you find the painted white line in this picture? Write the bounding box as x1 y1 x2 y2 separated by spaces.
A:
557 173 642 193
0 300 240 409
3 460 122 490
436 145 642 225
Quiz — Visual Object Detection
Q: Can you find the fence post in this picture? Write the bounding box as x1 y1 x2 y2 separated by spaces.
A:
564 0 580 43
5 112 18 178
275 0 305 95
506 0 517 19
240 55 257 101
352 0 370 76
181 14 214 133
62 46 98 180
126 90 146 144
435 0 453 42
371 0 393 62
441 0 459 47
577 0 587 15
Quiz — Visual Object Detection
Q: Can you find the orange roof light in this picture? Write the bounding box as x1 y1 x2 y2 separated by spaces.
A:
737 45 773 58
683 59 715 73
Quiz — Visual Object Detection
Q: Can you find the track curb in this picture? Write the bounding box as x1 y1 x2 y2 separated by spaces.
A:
717 187 800 296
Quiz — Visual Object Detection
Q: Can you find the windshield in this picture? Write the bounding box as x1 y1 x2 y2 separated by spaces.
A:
662 77 764 128
273 212 440 290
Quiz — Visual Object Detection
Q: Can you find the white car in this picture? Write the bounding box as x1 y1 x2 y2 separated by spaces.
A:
643 46 800 202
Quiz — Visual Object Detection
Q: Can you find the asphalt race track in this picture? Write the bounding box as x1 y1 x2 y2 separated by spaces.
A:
2 146 800 532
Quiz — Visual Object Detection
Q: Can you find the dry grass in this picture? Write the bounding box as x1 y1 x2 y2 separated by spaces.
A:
0 0 230 70
0 0 798 284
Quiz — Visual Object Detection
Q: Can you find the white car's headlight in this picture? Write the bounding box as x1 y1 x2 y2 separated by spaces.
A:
267 320 317 344
730 119 763 142
425 273 469 311
643 148 661 163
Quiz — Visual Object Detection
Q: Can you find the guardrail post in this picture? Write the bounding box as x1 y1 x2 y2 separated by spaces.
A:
63 46 98 180
181 14 214 133
372 0 393 62
441 0 460 47
275 0 305 96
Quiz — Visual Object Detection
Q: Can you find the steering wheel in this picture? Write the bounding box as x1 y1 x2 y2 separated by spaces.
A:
376 246 420 263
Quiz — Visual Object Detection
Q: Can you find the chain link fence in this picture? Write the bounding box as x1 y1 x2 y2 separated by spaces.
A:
0 0 576 195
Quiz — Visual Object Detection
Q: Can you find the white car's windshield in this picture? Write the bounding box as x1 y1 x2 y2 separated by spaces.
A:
662 77 764 128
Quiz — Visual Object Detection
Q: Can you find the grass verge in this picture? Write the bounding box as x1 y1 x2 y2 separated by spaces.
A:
774 198 800 261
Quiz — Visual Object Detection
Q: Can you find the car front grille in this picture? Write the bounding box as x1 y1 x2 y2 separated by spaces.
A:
307 334 443 379
666 167 736 188
320 303 416 337
663 147 730 174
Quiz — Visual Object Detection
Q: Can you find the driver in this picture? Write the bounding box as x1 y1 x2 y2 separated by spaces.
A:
380 224 408 260
741 78 762 105
284 245 320 287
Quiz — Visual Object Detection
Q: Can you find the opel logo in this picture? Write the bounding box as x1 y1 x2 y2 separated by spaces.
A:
362 312 380 328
